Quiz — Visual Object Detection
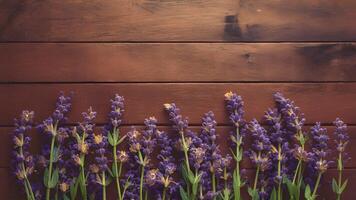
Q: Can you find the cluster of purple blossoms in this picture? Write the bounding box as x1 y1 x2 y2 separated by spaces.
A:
224 92 246 147
105 94 124 133
199 111 229 199
154 129 179 199
12 111 36 187
264 108 289 184
247 119 272 199
309 123 331 174
333 118 350 164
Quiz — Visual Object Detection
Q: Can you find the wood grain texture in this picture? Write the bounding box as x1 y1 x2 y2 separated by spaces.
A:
1 168 355 200
1 83 356 126
1 0 356 41
1 43 356 82
2 126 356 168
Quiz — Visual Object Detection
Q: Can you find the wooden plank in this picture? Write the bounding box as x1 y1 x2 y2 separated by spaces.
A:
236 0 356 41
1 83 356 126
2 126 356 168
0 0 356 41
1 168 355 200
1 43 356 82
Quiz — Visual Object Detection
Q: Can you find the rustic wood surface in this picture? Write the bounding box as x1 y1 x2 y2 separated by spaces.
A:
1 0 356 41
1 83 356 126
1 0 356 199
1 43 356 82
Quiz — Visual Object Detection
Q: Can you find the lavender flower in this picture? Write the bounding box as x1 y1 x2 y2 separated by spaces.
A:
332 118 350 200
104 94 127 200
246 119 271 200
12 110 36 200
224 91 246 200
89 133 110 200
37 93 72 200
305 123 331 200
264 108 289 200
164 103 201 200
155 130 178 200
127 117 158 200
69 107 97 200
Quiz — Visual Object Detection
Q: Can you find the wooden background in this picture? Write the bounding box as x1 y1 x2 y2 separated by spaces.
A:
1 0 356 199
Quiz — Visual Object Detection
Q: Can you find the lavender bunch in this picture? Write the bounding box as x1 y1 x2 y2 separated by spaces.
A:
69 107 97 200
37 93 72 200
332 118 350 200
274 93 307 200
105 94 128 200
246 119 271 200
164 103 202 200
155 129 178 200
12 110 36 200
305 123 331 200
224 92 246 200
128 117 157 200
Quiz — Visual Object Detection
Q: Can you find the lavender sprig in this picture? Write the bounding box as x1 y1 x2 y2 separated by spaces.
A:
164 103 201 200
274 92 307 200
37 93 72 200
128 117 157 200
224 91 246 200
305 123 331 200
70 107 96 200
332 118 350 200
156 129 178 200
247 119 271 200
13 110 36 200
105 94 127 200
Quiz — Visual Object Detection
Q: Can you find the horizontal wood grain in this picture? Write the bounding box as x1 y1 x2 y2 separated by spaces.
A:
1 83 356 126
1 167 355 200
0 0 356 41
1 125 355 168
1 43 356 82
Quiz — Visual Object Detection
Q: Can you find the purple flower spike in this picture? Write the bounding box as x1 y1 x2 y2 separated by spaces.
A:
333 118 350 160
12 111 36 183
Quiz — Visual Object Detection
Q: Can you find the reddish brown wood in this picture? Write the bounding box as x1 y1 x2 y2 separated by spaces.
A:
1 43 356 82
0 0 356 41
1 83 356 126
2 125 355 168
1 167 355 200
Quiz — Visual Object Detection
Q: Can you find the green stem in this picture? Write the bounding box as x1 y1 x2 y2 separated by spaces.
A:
140 165 145 200
292 160 301 184
253 166 260 191
277 144 282 200
212 171 216 200
312 172 322 199
337 153 343 200
113 145 122 200
81 164 87 200
235 127 241 200
162 187 167 200
20 145 35 200
102 171 107 200
46 135 56 200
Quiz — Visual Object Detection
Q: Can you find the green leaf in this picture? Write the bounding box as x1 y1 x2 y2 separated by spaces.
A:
340 179 348 194
179 187 189 200
305 185 311 200
63 194 70 200
70 178 79 200
108 132 115 146
332 178 339 193
49 168 59 188
43 168 49 187
247 187 259 200
270 188 277 200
